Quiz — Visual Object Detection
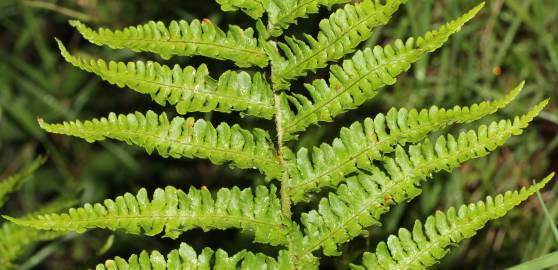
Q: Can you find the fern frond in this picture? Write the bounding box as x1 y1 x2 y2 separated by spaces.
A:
4 185 290 246
279 3 485 138
0 156 46 209
0 198 76 268
350 173 554 270
265 0 352 37
57 40 275 119
216 0 266 19
295 100 547 257
287 86 524 202
38 111 282 179
69 20 268 68
269 0 406 89
95 242 290 269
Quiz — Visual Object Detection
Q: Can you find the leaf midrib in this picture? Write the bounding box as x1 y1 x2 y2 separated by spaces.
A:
33 213 285 230
97 36 267 61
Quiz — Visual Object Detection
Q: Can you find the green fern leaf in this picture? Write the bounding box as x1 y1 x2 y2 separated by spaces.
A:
69 19 268 68
0 156 46 209
216 0 266 19
95 242 290 270
269 0 406 89
265 0 351 37
4 185 290 246
350 173 554 270
287 85 525 202
279 3 485 138
38 111 282 179
57 40 275 118
295 100 547 256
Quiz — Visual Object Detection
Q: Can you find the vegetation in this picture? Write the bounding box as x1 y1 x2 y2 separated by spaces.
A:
0 0 556 269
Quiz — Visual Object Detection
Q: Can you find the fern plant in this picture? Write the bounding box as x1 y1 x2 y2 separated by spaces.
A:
5 1 553 269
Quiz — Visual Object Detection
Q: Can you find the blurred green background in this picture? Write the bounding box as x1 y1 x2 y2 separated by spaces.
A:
0 0 557 269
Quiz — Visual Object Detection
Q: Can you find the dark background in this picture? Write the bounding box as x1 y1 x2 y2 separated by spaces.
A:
0 0 557 269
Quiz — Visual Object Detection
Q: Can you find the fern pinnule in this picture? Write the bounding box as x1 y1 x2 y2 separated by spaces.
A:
57 40 275 118
95 242 290 270
269 0 406 90
287 83 525 202
295 99 547 257
38 111 282 179
351 173 554 270
279 2 485 138
4 185 290 246
69 19 268 68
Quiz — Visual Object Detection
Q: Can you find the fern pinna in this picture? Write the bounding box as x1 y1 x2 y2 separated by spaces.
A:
4 1 553 269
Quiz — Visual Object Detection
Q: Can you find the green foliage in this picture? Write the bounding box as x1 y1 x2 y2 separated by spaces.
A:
0 157 74 269
277 3 485 139
69 20 267 68
5 185 290 246
0 198 77 269
351 173 554 270
0 222 61 268
0 156 45 208
262 0 352 37
286 84 527 202
215 0 354 38
296 102 546 257
57 40 275 118
4 0 554 269
268 0 407 89
95 242 290 270
38 111 282 179
215 0 266 19
216 0 355 37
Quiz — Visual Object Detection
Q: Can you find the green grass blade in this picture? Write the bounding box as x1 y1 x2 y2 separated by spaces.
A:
507 250 558 270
